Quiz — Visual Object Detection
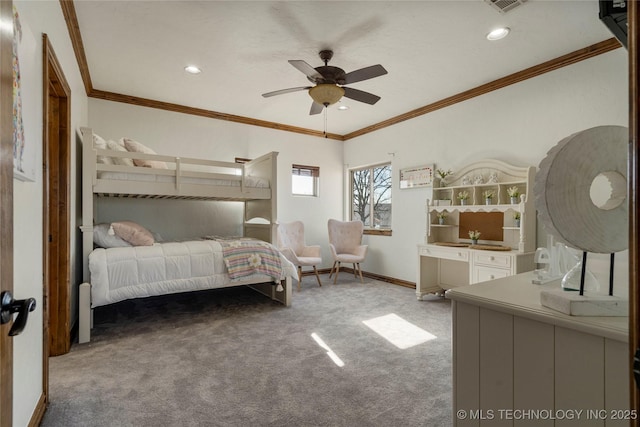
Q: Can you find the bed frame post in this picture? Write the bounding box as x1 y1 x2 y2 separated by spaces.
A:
79 282 92 343
79 127 96 343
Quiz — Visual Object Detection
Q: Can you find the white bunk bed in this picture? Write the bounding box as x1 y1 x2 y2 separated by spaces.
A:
78 127 293 343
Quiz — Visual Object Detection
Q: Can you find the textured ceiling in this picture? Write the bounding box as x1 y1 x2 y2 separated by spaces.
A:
74 0 619 136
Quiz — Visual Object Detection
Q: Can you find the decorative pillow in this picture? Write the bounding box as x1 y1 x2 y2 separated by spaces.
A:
93 223 131 248
122 137 168 169
106 139 134 167
93 134 114 165
111 221 155 246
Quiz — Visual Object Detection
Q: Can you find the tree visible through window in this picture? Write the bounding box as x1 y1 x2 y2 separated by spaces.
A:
292 164 319 196
351 163 392 229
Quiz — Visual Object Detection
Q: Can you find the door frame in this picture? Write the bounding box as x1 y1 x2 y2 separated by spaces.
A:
0 1 15 425
42 34 71 361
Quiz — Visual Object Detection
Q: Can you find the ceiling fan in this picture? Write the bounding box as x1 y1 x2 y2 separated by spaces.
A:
262 50 388 115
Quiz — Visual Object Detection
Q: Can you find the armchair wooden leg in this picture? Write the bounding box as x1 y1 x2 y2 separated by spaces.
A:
353 263 358 278
297 266 302 290
357 263 364 283
329 261 337 278
313 266 322 287
333 261 341 284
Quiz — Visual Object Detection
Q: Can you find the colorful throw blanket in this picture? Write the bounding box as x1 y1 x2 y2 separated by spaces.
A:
206 237 282 282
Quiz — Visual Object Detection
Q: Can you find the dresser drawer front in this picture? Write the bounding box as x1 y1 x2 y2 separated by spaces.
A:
419 246 469 262
472 251 512 268
474 266 511 283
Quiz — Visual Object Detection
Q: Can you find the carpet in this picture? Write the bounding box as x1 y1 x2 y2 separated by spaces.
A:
42 275 452 427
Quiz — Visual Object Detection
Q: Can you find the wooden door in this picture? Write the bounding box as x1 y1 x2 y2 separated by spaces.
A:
0 1 15 425
630 2 640 423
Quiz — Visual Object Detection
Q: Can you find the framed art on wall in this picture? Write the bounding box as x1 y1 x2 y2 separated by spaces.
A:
399 164 434 189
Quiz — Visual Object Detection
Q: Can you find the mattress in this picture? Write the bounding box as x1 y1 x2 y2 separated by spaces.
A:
89 239 296 307
98 171 269 188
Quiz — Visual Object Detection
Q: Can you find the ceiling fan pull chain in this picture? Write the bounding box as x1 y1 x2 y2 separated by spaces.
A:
324 107 328 138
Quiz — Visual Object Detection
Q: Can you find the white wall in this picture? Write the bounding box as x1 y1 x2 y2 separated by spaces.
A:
88 100 344 262
344 49 629 295
13 1 88 426
90 47 629 297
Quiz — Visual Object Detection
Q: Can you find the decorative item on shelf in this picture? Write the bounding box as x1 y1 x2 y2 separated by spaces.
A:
482 189 495 205
488 172 499 183
437 211 447 225
514 212 521 227
468 230 481 245
474 175 484 184
462 175 472 185
507 186 520 204
436 168 452 186
457 190 470 206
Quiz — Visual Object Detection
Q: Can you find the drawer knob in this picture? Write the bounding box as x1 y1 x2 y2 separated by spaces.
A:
489 275 495 279
490 256 495 261
457 252 462 257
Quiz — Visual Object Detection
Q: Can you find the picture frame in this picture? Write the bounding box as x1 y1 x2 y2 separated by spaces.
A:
399 164 434 189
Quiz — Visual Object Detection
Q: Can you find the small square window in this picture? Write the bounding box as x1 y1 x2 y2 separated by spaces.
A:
292 164 319 197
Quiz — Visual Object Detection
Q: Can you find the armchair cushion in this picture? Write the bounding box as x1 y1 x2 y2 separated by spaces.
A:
328 219 366 261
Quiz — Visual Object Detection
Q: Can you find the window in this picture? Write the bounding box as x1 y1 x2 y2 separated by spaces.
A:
292 164 319 196
351 163 392 230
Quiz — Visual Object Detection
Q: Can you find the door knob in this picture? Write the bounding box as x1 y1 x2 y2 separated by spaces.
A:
0 291 36 336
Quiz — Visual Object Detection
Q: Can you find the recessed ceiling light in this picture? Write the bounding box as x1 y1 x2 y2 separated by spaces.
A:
184 65 202 74
338 104 349 111
486 27 510 41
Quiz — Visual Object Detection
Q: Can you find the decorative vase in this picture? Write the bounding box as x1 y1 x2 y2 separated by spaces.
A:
515 219 520 227
460 199 467 206
510 196 518 204
485 198 491 205
471 239 478 245
438 218 445 225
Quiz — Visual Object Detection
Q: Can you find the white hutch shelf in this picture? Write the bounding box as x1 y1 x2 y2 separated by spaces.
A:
417 159 537 299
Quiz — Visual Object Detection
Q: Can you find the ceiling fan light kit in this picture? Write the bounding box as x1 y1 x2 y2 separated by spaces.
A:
262 49 387 115
309 84 345 106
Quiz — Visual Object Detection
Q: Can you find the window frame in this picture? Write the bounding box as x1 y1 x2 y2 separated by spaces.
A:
291 164 320 197
349 162 392 235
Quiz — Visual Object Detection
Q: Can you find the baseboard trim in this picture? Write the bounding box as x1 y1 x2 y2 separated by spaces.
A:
28 393 46 427
302 268 416 289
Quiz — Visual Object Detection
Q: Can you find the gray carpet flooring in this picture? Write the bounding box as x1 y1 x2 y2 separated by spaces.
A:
42 275 452 427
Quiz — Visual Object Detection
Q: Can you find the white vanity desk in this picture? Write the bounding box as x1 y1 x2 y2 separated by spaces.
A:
416 243 534 298
447 273 629 427
418 159 537 299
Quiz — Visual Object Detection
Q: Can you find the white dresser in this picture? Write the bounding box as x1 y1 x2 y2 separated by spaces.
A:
446 273 629 427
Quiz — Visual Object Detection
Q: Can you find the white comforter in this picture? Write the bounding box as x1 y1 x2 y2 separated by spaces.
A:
89 240 296 307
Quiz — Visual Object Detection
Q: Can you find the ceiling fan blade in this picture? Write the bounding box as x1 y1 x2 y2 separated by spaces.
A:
342 86 381 105
343 64 388 85
309 102 324 115
262 86 311 98
289 60 323 81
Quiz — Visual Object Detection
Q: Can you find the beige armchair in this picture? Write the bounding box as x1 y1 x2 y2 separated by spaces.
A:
277 221 322 289
327 219 368 284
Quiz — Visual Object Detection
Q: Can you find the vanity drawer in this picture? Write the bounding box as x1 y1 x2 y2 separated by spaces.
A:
473 265 511 283
419 246 469 262
472 251 512 268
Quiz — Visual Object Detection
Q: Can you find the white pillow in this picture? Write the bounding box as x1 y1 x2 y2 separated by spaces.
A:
122 137 168 169
93 223 131 248
93 134 114 165
106 139 134 167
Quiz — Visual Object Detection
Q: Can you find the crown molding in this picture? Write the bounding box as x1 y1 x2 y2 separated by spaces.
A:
60 0 621 141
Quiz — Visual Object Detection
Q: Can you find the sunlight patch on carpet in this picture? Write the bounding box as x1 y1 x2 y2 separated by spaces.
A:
311 333 345 367
362 313 436 349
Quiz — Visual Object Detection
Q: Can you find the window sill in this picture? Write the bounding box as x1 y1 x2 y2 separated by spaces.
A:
364 229 392 236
